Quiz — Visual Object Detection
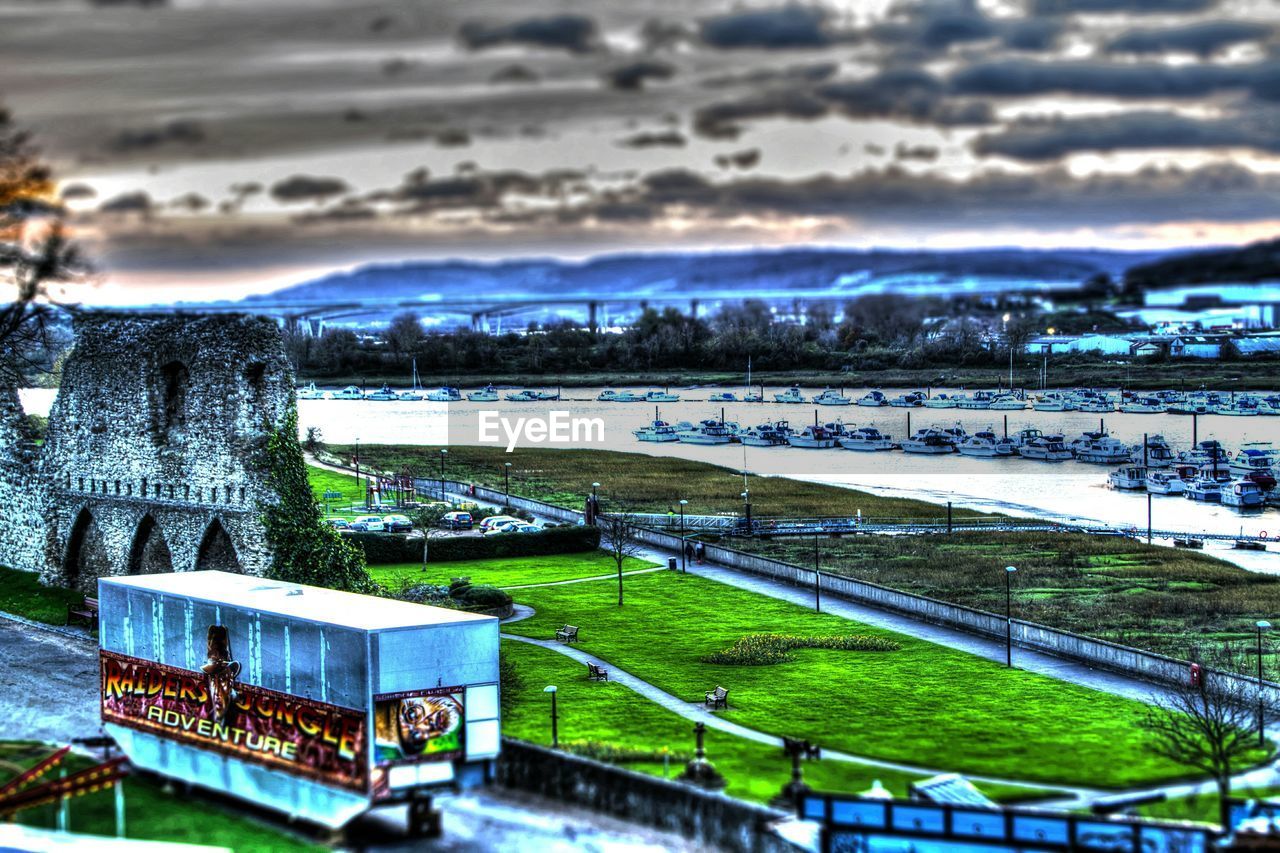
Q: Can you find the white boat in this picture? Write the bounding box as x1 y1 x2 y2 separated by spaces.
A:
743 391 764 403
1032 394 1074 412
1119 397 1166 414
1018 434 1073 461
813 388 853 406
955 391 995 410
901 427 959 454
988 395 1027 411
839 426 898 451
1109 465 1147 490
1218 401 1260 416
633 419 680 442
1129 435 1176 468
1231 444 1277 477
708 391 738 403
468 384 500 402
1145 470 1186 495
676 418 734 445
646 390 679 403
775 385 806 404
1179 440 1229 467
599 389 645 402
738 422 791 447
1184 478 1222 502
1076 398 1114 413
856 391 889 407
533 390 561 401
365 385 399 401
505 390 539 402
889 392 926 408
957 430 1016 457
1222 479 1266 509
923 394 958 409
297 382 325 400
399 359 425 401
332 385 363 401
788 424 839 449
425 386 462 403
1070 431 1132 464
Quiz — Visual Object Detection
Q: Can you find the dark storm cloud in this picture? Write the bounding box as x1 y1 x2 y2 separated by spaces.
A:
489 64 540 85
693 89 828 138
99 191 154 215
617 130 687 148
60 183 96 200
714 148 761 169
458 14 598 54
819 69 994 125
603 61 677 91
1108 21 1271 56
950 58 1262 98
169 192 210 212
1031 0 1216 13
294 200 379 225
974 111 1280 161
269 175 351 204
698 6 839 49
895 143 940 161
108 119 205 152
702 62 838 89
869 1 1062 54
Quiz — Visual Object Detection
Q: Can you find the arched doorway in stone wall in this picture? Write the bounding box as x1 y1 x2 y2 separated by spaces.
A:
63 507 113 594
128 514 173 575
195 518 241 573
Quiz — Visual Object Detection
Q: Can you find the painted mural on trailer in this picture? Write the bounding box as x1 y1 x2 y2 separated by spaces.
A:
100 625 367 791
373 687 465 766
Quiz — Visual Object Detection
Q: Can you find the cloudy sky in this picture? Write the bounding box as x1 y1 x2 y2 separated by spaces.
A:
3 0 1279 303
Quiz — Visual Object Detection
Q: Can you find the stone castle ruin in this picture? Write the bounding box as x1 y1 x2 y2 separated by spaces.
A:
0 313 293 592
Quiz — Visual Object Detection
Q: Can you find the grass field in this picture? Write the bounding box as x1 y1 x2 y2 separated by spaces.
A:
500 640 1054 806
1136 785 1280 825
369 552 659 589
501 570 1217 789
2 742 322 851
741 532 1280 664
0 566 84 624
326 445 991 521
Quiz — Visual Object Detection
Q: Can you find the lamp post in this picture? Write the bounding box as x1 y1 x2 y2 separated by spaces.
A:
590 482 601 525
1005 566 1018 667
354 437 361 506
678 499 688 573
439 448 448 501
543 685 558 748
741 489 752 533
1002 313 1013 391
504 462 512 508
1258 620 1271 747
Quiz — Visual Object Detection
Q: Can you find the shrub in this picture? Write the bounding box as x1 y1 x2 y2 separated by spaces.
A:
346 532 424 564
425 525 600 562
454 584 512 609
701 633 900 666
561 740 691 765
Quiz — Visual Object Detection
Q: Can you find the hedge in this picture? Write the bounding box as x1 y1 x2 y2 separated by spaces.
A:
347 525 601 564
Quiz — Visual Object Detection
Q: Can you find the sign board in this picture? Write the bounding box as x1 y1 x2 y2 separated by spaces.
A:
101 649 368 792
802 794 1212 853
372 687 465 766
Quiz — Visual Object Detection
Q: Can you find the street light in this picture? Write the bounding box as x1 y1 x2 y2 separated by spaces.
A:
439 448 448 502
1002 313 1013 390
504 462 512 507
679 499 688 573
1005 566 1018 667
543 685 559 748
354 437 362 506
1258 620 1272 747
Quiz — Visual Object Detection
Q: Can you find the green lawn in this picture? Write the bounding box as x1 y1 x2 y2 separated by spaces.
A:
307 466 365 517
0 566 84 624
1137 785 1280 825
2 742 322 851
502 571 1223 789
501 640 1055 806
325 446 993 521
370 552 660 589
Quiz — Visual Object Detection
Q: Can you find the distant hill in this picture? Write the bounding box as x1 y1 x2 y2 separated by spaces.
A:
253 247 1154 308
1124 238 1280 292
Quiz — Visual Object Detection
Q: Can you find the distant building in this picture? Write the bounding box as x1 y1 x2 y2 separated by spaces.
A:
1238 331 1280 356
1131 341 1167 358
1023 334 1080 354
1169 335 1227 359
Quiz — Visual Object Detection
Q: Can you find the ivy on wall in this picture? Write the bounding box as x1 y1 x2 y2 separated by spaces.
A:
257 410 372 593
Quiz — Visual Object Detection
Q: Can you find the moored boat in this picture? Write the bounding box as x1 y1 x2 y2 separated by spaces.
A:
1018 434 1073 462
838 426 898 451
957 430 1016 457
1109 465 1147 490
788 424 839 449
1223 479 1265 508
775 385 806 404
813 388 853 406
856 390 889 407
468 384 500 402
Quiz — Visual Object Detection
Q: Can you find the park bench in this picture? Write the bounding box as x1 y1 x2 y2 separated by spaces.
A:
66 596 99 629
587 663 608 682
555 625 579 644
705 685 729 710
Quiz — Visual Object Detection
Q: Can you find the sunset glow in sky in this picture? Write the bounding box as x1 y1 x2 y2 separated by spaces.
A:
3 0 1279 303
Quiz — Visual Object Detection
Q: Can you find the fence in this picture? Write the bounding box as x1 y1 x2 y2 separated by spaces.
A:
428 478 1280 701
497 738 797 853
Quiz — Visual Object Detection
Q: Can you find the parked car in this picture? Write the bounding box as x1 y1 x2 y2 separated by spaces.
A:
483 520 539 536
479 515 522 533
440 511 474 530
350 515 386 532
325 518 350 531
382 514 413 533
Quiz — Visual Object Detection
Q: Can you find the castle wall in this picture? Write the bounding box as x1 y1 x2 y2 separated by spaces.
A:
29 314 293 592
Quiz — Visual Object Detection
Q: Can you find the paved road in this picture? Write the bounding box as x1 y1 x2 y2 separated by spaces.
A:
0 617 101 743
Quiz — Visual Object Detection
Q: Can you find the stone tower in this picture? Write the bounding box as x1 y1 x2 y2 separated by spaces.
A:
38 313 294 592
